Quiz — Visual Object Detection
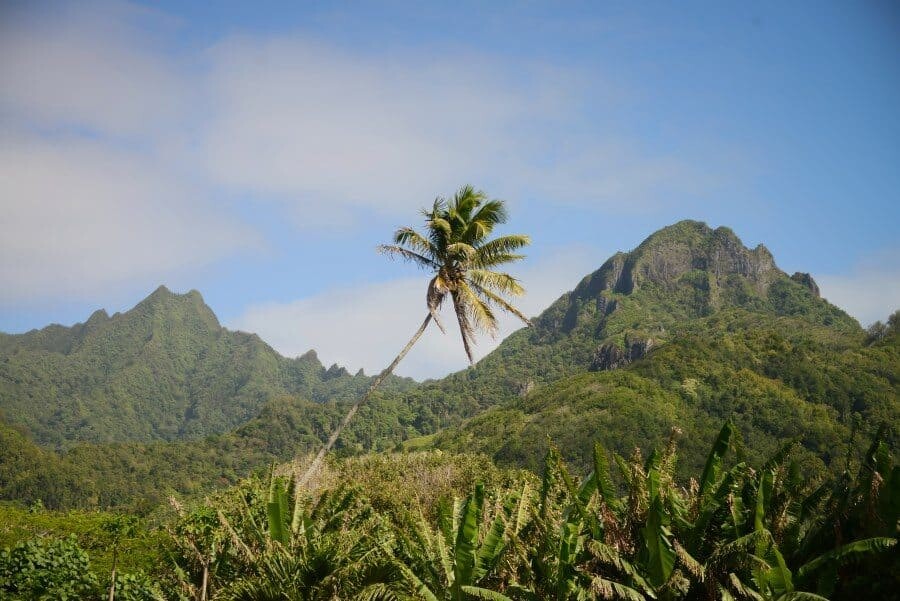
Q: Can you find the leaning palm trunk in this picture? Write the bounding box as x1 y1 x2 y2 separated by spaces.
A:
296 313 432 490
297 186 531 492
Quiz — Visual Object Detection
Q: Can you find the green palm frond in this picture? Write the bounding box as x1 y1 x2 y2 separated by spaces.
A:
394 227 436 255
447 242 478 260
468 270 525 296
473 235 531 266
472 252 528 269
470 283 531 327
457 282 499 336
450 289 477 363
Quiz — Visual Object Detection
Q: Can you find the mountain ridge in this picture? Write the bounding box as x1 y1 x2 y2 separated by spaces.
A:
1 219 896 510
0 285 412 447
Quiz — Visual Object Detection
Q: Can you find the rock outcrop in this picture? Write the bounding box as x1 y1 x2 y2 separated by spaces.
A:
589 334 654 371
571 221 781 300
791 272 821 297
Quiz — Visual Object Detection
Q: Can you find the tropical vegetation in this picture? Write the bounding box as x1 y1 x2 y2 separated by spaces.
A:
2 425 895 600
0 209 897 597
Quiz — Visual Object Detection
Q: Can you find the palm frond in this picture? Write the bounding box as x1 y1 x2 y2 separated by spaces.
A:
470 282 531 327
463 199 508 243
470 199 509 227
473 235 531 267
393 226 436 255
468 270 525 296
457 282 499 336
450 290 477 363
447 242 478 261
473 252 527 269
427 217 453 253
378 245 438 269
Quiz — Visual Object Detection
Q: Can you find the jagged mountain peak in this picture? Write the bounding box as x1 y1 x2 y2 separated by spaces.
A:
573 220 780 299
0 285 410 447
137 284 208 308
519 220 858 376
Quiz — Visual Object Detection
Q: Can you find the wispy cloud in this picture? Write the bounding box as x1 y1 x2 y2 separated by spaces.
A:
198 36 582 221
816 249 900 327
0 133 258 305
0 0 733 308
230 246 599 379
0 1 187 138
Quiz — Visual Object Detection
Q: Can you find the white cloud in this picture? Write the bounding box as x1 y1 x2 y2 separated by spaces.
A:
0 133 258 304
198 36 573 221
519 139 724 209
198 36 717 220
0 0 731 307
0 1 187 138
816 250 900 327
230 246 599 379
0 2 250 306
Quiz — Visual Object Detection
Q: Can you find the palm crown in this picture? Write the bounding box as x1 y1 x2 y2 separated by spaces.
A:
379 185 532 363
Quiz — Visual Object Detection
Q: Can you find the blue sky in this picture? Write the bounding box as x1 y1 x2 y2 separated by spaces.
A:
1 1 898 378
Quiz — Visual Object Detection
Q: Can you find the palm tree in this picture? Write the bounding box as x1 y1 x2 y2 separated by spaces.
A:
297 185 531 489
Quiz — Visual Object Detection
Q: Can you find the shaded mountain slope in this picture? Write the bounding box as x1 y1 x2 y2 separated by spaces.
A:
428 308 899 476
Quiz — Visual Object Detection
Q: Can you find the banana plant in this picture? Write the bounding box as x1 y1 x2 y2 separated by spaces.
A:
509 446 653 601
394 482 529 600
217 470 405 600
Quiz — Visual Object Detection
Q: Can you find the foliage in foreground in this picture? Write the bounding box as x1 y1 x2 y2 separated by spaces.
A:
166 423 900 600
6 425 894 600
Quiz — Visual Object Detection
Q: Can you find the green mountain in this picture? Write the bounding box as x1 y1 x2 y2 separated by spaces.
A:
395 221 860 420
0 285 412 447
396 220 896 472
1 220 896 511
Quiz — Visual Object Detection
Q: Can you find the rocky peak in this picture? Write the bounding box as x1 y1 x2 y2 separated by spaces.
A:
571 220 782 300
85 309 109 325
297 349 321 365
324 363 350 380
791 272 820 297
132 285 220 329
626 221 778 293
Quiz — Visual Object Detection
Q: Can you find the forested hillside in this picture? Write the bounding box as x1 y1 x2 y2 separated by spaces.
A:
0 286 412 447
0 221 896 512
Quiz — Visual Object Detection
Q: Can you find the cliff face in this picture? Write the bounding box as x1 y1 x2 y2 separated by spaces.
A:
589 334 655 372
570 221 780 301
